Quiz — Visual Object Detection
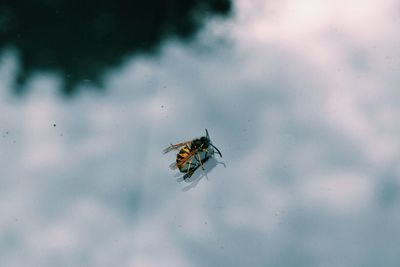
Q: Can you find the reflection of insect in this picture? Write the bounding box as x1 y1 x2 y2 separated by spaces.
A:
163 129 222 180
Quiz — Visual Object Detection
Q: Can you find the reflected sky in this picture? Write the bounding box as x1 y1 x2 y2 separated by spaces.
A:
1 0 400 266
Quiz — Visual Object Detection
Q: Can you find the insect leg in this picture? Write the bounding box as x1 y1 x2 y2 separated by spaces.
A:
196 152 209 180
184 165 199 180
186 156 194 175
196 153 205 171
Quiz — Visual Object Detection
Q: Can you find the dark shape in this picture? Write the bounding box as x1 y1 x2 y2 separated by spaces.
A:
163 129 223 180
0 0 232 96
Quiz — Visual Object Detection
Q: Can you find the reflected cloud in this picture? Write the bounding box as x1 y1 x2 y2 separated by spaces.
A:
1 0 400 266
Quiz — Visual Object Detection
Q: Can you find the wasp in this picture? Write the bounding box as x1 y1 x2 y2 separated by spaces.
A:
163 129 222 180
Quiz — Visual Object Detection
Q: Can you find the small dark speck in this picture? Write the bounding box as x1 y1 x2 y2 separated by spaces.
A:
6 131 9 134
60 133 63 137
161 105 164 108
53 124 56 127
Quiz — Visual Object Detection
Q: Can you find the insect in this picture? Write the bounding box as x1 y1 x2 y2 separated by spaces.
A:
163 129 222 180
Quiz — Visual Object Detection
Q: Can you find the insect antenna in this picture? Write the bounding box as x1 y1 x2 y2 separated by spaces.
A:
210 143 222 157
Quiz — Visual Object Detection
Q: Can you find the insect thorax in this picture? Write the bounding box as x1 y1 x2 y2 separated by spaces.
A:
191 137 209 149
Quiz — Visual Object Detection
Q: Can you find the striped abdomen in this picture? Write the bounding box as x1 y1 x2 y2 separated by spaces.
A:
176 146 192 171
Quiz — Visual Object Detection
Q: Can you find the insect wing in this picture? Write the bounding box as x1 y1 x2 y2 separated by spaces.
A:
169 161 178 170
162 141 192 154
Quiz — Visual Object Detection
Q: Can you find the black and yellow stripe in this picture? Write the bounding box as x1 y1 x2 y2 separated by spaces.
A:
176 146 192 171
